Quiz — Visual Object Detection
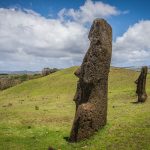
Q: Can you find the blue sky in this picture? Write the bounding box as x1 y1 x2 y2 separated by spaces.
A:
0 0 150 70
1 0 150 38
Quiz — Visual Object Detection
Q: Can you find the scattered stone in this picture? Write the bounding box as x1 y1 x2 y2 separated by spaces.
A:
27 126 31 129
48 146 55 150
2 103 12 107
135 66 148 102
35 106 39 110
32 136 36 139
69 19 112 142
8 103 12 107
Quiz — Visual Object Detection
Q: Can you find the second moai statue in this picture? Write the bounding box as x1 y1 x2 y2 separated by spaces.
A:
69 19 112 142
135 66 148 102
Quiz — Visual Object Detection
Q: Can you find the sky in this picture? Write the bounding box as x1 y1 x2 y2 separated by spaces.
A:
0 0 150 71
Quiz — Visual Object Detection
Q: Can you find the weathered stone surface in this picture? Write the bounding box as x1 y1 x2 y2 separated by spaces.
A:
69 19 112 142
135 66 148 102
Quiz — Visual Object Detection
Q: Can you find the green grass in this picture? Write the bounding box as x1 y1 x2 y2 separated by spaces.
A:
0 67 150 150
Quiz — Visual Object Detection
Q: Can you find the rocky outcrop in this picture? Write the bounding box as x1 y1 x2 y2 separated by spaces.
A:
69 19 112 142
42 68 58 76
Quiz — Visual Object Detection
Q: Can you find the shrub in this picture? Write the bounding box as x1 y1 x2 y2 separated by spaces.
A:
42 68 59 76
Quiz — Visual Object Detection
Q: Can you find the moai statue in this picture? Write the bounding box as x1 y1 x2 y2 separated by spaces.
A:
69 19 112 142
135 66 148 102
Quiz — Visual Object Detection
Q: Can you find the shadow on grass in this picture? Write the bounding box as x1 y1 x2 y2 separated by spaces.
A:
131 101 144 104
48 146 56 150
63 136 70 142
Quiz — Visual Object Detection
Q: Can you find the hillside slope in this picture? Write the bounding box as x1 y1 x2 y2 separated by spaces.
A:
0 67 150 150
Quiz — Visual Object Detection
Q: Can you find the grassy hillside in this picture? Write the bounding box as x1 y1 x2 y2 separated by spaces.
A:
0 67 150 150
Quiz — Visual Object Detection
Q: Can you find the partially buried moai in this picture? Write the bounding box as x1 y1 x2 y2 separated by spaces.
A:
69 19 112 142
135 66 148 102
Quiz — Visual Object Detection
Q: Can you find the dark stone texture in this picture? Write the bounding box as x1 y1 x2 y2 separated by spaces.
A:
135 66 148 102
69 19 112 142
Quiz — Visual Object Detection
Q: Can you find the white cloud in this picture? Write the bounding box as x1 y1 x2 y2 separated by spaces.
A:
113 20 150 67
1 3 149 71
0 8 88 70
58 0 119 24
0 0 121 71
0 8 88 57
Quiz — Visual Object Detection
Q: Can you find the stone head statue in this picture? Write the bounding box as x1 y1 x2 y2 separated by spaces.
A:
69 19 112 142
